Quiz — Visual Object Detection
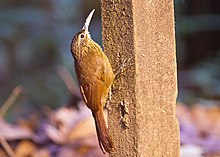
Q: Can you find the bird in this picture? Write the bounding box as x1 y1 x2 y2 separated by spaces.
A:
70 9 114 153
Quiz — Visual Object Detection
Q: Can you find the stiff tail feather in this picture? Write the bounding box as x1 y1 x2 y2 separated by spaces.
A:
92 110 113 153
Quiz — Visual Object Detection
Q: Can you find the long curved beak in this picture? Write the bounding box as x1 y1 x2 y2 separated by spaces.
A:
82 9 95 32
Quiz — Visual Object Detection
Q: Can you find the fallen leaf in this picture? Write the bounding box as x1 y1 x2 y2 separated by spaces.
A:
0 118 34 141
15 140 36 157
33 148 50 157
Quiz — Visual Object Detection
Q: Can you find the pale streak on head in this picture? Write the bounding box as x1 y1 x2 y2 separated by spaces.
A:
82 9 95 33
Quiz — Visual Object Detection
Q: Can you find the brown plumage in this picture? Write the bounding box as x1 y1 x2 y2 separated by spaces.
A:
70 9 114 153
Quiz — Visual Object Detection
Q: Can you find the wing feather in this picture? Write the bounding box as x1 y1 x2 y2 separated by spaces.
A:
75 52 113 112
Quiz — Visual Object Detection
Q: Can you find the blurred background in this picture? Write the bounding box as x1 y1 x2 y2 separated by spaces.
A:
0 0 102 120
0 0 220 157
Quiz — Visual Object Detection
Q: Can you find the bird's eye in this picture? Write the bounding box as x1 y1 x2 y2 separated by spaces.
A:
80 34 85 38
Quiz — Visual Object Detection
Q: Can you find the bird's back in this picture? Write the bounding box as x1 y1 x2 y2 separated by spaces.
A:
74 41 114 111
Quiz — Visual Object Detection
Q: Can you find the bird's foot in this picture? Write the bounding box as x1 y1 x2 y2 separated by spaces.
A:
114 57 134 79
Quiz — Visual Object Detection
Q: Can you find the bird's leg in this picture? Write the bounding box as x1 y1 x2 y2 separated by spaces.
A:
114 57 134 79
104 87 112 109
105 57 134 109
108 57 134 100
109 87 112 101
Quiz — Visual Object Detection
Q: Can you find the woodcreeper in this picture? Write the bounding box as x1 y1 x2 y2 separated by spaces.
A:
70 9 114 153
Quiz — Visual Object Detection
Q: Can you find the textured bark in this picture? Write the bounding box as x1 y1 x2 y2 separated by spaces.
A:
101 0 180 156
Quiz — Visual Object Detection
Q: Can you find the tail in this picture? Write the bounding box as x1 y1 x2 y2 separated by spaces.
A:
92 110 113 154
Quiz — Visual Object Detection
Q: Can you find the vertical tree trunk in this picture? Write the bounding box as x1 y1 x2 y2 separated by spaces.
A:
101 0 180 156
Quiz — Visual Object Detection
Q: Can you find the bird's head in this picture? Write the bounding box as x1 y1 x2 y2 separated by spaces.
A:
71 9 95 60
